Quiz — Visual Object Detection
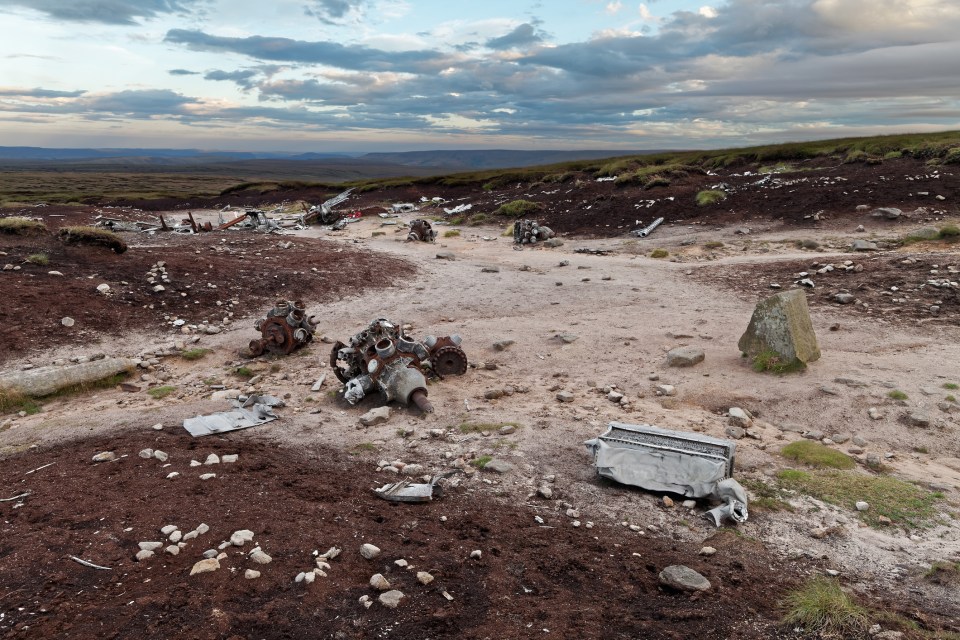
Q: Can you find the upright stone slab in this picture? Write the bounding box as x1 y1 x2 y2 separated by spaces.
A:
738 290 820 367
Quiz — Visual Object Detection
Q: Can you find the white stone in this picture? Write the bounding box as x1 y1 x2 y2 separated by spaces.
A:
190 558 220 575
370 573 391 590
245 569 260 579
204 454 220 465
199 473 216 480
360 543 381 559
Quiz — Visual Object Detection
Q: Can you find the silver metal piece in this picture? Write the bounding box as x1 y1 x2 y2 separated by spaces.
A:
183 395 284 436
374 471 458 502
632 216 664 238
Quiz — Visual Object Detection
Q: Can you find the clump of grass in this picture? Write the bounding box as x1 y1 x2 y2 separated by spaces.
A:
468 213 490 226
493 200 542 217
924 561 960 585
352 442 377 453
457 421 520 434
887 389 908 401
796 239 820 250
0 217 47 235
947 394 957 403
26 253 50 266
147 385 176 400
543 172 574 183
58 226 127 254
943 147 960 164
0 386 41 415
203 377 222 386
650 248 669 259
938 224 960 241
443 229 460 238
843 149 870 164
703 241 724 249
777 469 943 528
781 441 855 470
752 349 806 374
883 150 903 160
740 477 795 512
471 455 493 469
695 189 727 206
782 577 868 637
943 382 959 390
181 348 211 361
371 231 386 237
447 216 464 225
233 366 255 379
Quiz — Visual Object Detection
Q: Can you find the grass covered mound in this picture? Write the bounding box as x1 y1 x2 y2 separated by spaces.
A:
0 217 47 236
57 226 127 254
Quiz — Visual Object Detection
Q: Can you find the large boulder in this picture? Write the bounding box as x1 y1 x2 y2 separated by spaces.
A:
738 290 820 369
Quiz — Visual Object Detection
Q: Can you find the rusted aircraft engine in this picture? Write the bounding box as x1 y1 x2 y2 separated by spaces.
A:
330 318 467 413
407 219 437 242
249 299 318 356
513 219 555 245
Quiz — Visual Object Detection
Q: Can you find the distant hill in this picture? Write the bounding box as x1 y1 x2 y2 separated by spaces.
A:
360 149 660 170
0 146 358 162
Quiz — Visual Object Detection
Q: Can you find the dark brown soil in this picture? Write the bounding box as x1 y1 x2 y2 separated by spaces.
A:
690 250 959 328
0 226 414 364
0 429 816 639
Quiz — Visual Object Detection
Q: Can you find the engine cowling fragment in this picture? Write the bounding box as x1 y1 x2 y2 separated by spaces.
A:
249 299 318 356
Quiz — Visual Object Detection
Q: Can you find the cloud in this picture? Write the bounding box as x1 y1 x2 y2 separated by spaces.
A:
0 0 202 25
303 0 367 24
204 69 260 89
164 29 453 73
0 87 86 98
485 23 544 50
605 1 623 14
168 68 200 76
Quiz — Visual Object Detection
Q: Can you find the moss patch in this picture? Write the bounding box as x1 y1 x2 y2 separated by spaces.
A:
781 441 855 470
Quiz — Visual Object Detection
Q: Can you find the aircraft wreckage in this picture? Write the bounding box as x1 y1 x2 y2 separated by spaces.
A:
330 318 467 413
249 300 318 356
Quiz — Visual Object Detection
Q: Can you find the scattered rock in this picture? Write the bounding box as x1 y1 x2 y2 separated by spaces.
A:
834 293 855 305
153 450 168 462
435 252 456 260
199 473 216 480
851 239 879 251
417 571 434 585
556 391 574 403
659 565 711 592
666 346 705 367
231 530 255 546
135 550 154 561
655 384 676 396
905 412 931 428
871 207 902 220
856 501 870 511
360 407 391 426
378 590 405 609
189 558 220 575
483 459 513 474
728 407 753 428
369 573 391 590
138 448 154 459
360 543 381 560
249 548 272 564
699 547 717 556
92 451 116 462
470 550 482 559
493 340 514 351
204 453 220 465
725 426 746 439
245 569 260 579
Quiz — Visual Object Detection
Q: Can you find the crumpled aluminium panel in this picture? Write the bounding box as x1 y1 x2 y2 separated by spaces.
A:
585 422 748 526
183 395 284 437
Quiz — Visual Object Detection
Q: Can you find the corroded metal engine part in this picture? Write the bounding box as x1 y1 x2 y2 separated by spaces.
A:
330 318 467 413
249 299 318 356
513 219 555 245
407 219 437 242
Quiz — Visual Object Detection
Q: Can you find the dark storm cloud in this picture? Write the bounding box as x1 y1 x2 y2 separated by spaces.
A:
0 0 202 25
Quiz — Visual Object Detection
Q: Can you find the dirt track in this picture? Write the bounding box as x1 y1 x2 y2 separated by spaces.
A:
2 156 960 638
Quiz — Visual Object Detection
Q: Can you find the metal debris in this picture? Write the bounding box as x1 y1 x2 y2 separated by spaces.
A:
69 556 111 571
183 394 284 437
513 219 555 245
407 219 437 243
574 248 612 255
391 203 418 214
249 300 318 356
304 188 354 225
374 471 458 503
0 492 31 502
585 422 747 526
630 216 664 238
330 318 468 413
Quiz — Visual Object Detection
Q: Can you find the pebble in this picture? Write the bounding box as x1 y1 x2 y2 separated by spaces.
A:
166 472 180 479
165 545 180 556
154 450 168 462
245 569 260 579
360 543 381 559
378 590 405 609
417 571 434 585
202 549 218 559
190 558 220 575
856 501 870 511
139 541 163 551
470 550 482 559
205 454 220 465
138 448 154 459
135 550 155 561
199 473 216 480
655 384 676 396
666 346 705 367
359 595 372 609
196 523 210 535
360 406 391 426
222 454 239 463
682 500 696 509
160 524 177 535
169 530 183 543
556 390 574 403
92 451 116 462
659 565 711 591
699 547 717 556
151 423 163 430
231 530 254 546
370 573 391 590
249 548 272 564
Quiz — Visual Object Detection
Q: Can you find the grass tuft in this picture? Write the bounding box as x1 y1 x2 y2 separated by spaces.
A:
777 469 943 528
471 455 493 469
0 217 47 235
782 577 868 637
493 200 542 217
0 386 41 415
781 441 855 470
924 561 960 585
943 382 959 390
650 248 668 259
887 389 908 401
181 348 211 361
233 366 255 379
696 189 727 206
26 253 50 266
147 385 176 399
58 226 127 254
703 241 724 249
443 229 460 237
752 349 806 374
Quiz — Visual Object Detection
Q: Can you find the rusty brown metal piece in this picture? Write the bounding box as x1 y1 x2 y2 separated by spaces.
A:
430 344 468 377
217 214 247 231
249 300 316 356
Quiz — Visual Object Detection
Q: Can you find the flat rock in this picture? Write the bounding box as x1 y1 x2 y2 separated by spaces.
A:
378 590 405 609
905 412 931 428
435 252 456 260
138 448 154 459
483 458 514 474
245 569 261 579
851 239 879 251
135 550 154 561
360 543 381 560
728 407 753 428
492 340 514 351
189 558 220 575
556 391 574 403
249 548 272 564
871 207 902 220
666 346 705 367
231 529 255 546
655 384 676 396
659 565 711 592
360 406 391 426
834 293 855 304
725 426 745 439
417 571 434 585
370 573 391 590
92 451 116 462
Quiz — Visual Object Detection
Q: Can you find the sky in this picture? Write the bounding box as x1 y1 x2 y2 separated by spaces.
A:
0 0 959 152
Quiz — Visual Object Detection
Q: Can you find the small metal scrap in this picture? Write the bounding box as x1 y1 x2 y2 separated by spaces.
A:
1 491 31 502
69 556 111 571
630 216 664 238
375 472 457 503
